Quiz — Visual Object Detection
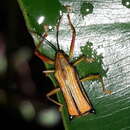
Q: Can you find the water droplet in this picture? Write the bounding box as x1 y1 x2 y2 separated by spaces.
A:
59 10 63 15
37 16 45 25
80 2 94 17
48 25 52 30
122 0 130 8
86 8 90 12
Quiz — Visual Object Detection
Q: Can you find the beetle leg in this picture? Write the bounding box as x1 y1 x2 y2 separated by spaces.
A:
30 25 55 64
73 56 95 66
42 70 55 76
67 11 76 59
80 75 112 94
56 14 63 50
34 32 55 64
34 26 54 64
43 70 55 74
35 50 54 64
47 88 63 111
30 24 49 49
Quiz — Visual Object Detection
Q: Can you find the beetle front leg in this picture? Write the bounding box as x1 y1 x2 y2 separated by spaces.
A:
30 24 49 49
35 50 54 64
42 70 55 76
80 75 112 94
73 56 95 66
47 88 63 111
66 6 76 59
30 25 55 65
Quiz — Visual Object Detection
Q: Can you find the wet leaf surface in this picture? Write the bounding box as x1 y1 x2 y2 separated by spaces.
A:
18 0 130 130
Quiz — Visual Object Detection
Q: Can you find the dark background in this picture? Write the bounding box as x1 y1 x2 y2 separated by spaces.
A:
0 0 63 129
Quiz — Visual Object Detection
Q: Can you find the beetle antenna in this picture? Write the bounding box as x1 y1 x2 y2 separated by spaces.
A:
44 38 57 51
56 14 63 50
30 30 57 52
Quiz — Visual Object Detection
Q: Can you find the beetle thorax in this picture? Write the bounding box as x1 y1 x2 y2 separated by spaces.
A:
55 52 69 70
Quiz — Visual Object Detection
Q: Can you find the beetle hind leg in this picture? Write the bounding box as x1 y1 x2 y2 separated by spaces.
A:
80 74 112 94
46 88 63 111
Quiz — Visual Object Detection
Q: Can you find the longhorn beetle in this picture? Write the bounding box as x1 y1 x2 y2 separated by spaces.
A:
31 6 111 119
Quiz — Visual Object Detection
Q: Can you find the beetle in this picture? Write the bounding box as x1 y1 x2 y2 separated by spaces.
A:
31 6 111 119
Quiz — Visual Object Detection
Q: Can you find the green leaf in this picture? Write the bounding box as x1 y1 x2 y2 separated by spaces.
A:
18 0 130 130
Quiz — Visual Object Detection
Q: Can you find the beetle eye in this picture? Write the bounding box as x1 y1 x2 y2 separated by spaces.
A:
80 2 94 17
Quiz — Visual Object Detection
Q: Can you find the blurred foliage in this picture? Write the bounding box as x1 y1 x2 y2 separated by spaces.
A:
0 1 63 129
